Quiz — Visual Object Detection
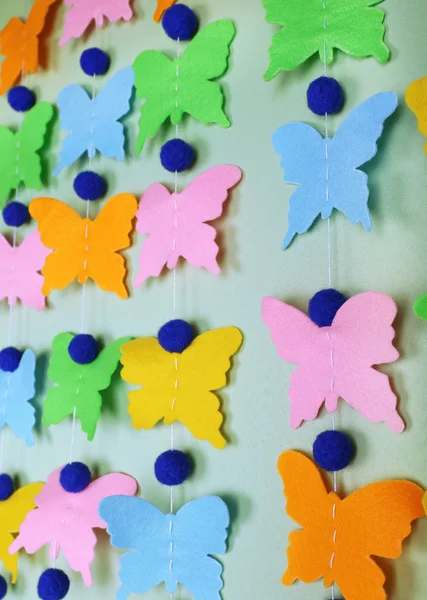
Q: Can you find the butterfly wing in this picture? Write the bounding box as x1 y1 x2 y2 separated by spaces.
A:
406 76 427 153
0 127 18 203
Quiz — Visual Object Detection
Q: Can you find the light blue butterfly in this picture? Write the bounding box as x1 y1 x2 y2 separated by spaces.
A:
53 67 134 176
99 495 229 600
0 349 36 446
273 92 398 249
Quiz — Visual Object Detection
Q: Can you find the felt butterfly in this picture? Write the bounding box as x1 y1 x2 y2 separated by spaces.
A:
263 0 390 80
43 333 130 441
153 0 177 22
0 0 58 94
406 75 427 153
261 292 403 432
134 165 242 286
133 19 236 152
0 103 54 205
120 327 243 449
29 193 137 298
99 495 229 600
10 468 137 586
273 92 397 249
59 0 133 46
53 67 134 176
278 450 424 600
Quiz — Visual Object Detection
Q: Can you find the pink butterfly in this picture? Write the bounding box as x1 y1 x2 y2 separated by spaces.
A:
9 467 137 586
134 165 242 286
0 230 51 311
59 0 133 46
261 292 404 432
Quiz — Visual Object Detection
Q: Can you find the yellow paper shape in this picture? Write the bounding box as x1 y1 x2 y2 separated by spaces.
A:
406 76 427 153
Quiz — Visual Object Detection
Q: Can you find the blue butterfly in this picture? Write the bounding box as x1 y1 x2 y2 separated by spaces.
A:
273 92 398 249
53 66 134 176
99 495 229 600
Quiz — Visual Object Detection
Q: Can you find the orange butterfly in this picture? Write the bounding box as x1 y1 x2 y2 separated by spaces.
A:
29 194 137 298
0 0 58 95
153 0 177 22
279 450 424 600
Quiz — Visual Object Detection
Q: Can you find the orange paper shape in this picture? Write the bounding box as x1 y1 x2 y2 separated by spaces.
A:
278 450 424 600
29 194 137 298
0 0 58 95
153 0 177 22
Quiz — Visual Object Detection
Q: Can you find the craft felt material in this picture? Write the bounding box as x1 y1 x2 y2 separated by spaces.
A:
153 0 177 22
406 75 427 153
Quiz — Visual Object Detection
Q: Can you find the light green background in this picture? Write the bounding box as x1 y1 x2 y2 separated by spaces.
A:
1 0 427 598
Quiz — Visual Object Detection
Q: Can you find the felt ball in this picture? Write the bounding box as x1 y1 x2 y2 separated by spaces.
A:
37 569 70 600
59 462 91 493
158 320 195 353
68 334 99 365
307 76 344 116
308 288 347 327
155 450 191 486
0 474 14 501
73 171 106 201
0 575 7 599
0 347 22 373
80 48 110 76
3 201 30 227
7 86 35 112
162 4 198 41
160 139 195 173
313 430 354 472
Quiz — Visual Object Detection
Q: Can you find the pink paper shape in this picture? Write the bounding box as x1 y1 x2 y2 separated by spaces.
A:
261 292 404 432
0 230 51 310
134 165 242 286
59 0 133 46
9 468 137 586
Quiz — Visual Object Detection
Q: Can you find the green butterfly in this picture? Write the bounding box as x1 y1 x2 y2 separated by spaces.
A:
0 102 53 206
43 333 130 441
262 0 390 81
133 19 236 152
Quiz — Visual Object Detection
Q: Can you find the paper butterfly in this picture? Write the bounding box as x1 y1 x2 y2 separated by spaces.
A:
133 19 236 151
53 67 134 176
120 327 243 449
100 495 229 600
60 0 133 46
278 450 424 600
406 75 427 153
134 165 242 286
10 468 137 586
43 333 130 440
262 0 390 80
0 103 54 205
261 292 403 432
29 194 137 298
273 92 397 249
0 0 58 94
153 0 177 22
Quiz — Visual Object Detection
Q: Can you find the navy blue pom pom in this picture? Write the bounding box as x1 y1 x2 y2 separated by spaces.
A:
308 288 347 327
0 575 7 599
73 171 106 201
155 450 191 485
38 569 70 600
313 430 354 472
0 347 22 373
60 462 91 493
3 202 30 227
80 48 110 76
68 334 99 365
158 320 195 353
160 139 195 173
0 474 14 501
307 76 344 116
7 86 35 112
162 4 198 40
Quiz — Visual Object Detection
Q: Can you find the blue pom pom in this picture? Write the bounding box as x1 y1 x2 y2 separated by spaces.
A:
0 474 14 501
7 86 35 112
3 202 29 227
38 569 70 600
0 575 7 599
73 171 106 201
68 334 99 365
60 462 91 493
308 289 347 327
162 4 198 40
313 430 354 472
155 450 191 486
0 347 22 373
307 77 344 116
80 48 110 76
160 139 195 173
158 320 195 353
